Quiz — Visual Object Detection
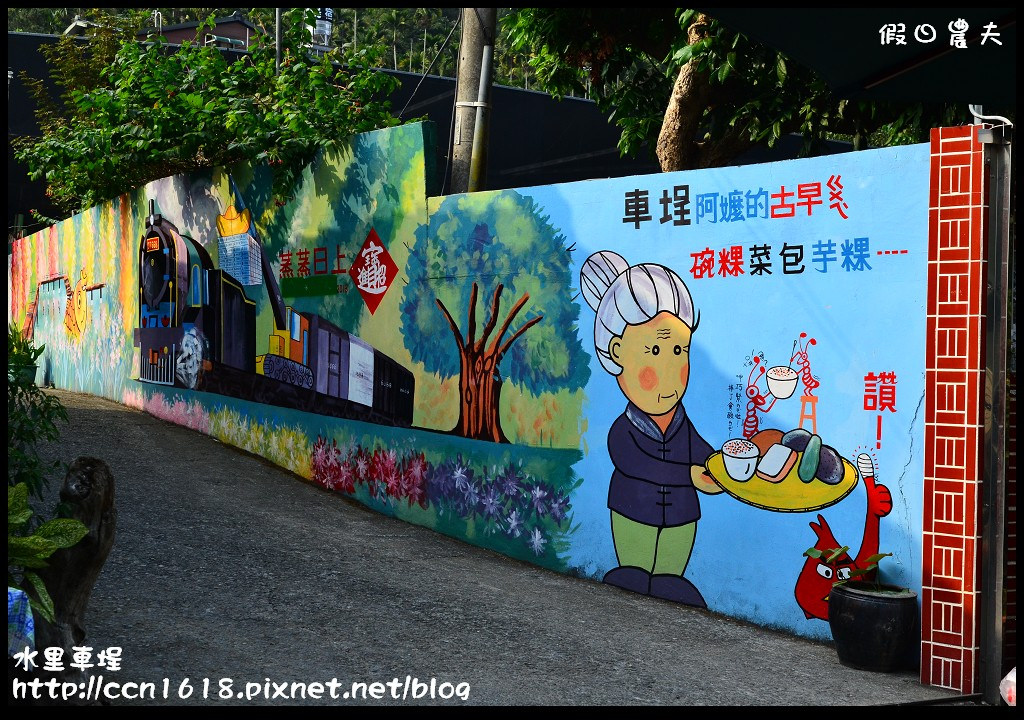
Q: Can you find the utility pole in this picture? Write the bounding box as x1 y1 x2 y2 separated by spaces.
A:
275 8 281 75
449 8 496 194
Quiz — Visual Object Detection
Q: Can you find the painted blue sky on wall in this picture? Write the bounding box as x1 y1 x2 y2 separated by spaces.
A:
520 144 930 639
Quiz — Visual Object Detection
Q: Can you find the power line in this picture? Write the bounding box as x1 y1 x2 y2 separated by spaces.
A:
398 10 461 120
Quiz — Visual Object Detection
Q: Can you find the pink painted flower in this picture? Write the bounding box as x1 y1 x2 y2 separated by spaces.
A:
337 461 355 494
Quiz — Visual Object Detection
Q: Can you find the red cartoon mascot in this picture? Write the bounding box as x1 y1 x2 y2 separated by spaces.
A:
795 453 892 620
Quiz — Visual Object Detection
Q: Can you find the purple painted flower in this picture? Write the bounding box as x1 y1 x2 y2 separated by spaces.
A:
506 509 523 538
460 480 480 513
549 493 569 523
530 484 548 516
528 527 547 556
498 465 521 498
481 486 501 517
453 463 471 493
426 461 454 504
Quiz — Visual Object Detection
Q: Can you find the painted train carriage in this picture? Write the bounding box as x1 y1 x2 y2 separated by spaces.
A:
135 201 414 427
137 202 255 388
259 309 416 426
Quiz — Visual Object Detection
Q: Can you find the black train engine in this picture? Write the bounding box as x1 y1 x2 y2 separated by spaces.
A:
136 202 255 388
135 201 414 427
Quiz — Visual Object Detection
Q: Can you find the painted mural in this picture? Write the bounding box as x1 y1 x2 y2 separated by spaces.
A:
537 145 929 641
8 120 932 644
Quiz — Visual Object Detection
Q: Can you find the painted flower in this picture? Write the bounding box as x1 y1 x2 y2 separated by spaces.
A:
337 460 356 494
402 470 427 508
459 480 480 514
310 436 344 490
452 459 475 495
384 467 403 499
498 465 521 498
312 437 330 470
530 484 548 516
549 493 569 523
481 486 501 517
452 463 467 485
354 453 370 481
527 527 547 556
426 462 454 504
405 453 427 483
506 509 523 538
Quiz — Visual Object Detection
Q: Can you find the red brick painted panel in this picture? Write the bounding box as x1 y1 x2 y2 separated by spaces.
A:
938 137 975 154
923 125 986 694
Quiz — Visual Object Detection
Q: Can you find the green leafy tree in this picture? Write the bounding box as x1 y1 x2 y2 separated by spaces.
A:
401 190 590 443
6 8 252 34
503 8 973 170
12 8 402 220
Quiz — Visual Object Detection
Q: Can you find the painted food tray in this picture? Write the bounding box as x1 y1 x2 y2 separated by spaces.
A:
705 451 858 512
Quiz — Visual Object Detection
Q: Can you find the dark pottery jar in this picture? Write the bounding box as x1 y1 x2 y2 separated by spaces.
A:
828 581 919 672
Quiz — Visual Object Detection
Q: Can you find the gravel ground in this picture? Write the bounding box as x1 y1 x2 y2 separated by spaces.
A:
20 388 980 707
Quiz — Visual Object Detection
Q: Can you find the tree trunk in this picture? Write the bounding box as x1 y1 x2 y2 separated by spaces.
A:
656 13 713 172
35 457 117 692
435 282 543 443
457 343 506 442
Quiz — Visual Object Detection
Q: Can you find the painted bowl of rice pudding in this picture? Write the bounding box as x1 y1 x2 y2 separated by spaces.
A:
766 365 798 399
721 438 759 482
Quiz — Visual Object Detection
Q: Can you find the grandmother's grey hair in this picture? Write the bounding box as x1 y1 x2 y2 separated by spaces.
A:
580 250 698 375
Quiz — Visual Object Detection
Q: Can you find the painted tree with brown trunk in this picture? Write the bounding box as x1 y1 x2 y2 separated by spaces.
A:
436 282 542 442
401 190 591 443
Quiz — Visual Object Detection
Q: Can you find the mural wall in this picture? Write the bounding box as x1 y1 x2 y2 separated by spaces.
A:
9 120 938 647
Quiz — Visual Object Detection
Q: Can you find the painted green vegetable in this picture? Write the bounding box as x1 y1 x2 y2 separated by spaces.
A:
782 428 812 452
798 434 822 483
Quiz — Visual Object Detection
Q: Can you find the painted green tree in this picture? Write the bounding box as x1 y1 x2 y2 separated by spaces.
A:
401 191 590 443
223 121 428 346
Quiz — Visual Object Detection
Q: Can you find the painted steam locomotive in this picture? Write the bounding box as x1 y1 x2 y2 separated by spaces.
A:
134 200 414 427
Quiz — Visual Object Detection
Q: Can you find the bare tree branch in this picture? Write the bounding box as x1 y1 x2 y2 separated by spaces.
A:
477 283 504 350
497 314 544 361
435 296 465 353
487 291 530 356
466 282 479 346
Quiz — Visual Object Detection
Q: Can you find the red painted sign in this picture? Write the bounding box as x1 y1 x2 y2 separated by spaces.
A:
349 228 397 314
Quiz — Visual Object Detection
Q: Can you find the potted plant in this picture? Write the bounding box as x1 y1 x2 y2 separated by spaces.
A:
804 545 919 672
8 323 43 384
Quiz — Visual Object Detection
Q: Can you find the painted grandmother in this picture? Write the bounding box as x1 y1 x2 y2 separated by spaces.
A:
581 250 723 607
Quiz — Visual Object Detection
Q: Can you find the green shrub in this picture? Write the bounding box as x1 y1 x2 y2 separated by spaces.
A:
8 323 68 499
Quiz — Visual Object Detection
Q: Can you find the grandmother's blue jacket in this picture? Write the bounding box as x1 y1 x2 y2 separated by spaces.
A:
607 401 714 528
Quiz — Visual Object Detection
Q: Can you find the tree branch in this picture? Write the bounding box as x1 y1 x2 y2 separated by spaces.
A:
477 283 504 350
435 296 465 353
497 315 544 361
466 282 479 347
487 291 530 356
